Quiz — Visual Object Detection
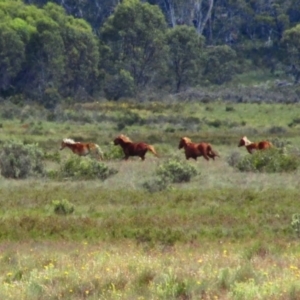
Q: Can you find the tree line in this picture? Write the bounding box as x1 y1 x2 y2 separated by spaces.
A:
1 0 300 107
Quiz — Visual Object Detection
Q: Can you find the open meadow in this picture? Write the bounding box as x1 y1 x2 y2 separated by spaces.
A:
1 99 300 299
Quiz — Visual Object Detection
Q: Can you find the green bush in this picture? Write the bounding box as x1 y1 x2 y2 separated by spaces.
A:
0 141 45 179
234 148 300 173
58 156 118 180
227 151 242 168
142 177 170 193
117 111 144 130
101 144 124 160
52 199 74 215
156 158 198 183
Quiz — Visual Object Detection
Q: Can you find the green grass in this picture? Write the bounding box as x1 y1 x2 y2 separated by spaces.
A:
1 100 300 299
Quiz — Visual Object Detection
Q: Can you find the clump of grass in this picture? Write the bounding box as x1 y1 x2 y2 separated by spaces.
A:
242 241 269 260
52 199 74 215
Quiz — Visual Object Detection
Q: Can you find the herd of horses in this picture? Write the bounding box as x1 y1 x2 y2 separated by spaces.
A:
60 135 272 161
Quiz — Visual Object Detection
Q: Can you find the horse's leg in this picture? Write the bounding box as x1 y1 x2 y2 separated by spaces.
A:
202 153 210 161
247 147 253 154
208 153 215 160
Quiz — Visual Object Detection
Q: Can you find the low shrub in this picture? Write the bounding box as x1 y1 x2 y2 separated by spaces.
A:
52 199 74 215
156 158 198 183
0 141 45 178
57 156 118 180
269 137 291 148
227 151 242 168
142 177 170 193
232 148 300 173
291 214 300 238
288 117 300 128
104 144 124 160
116 111 144 130
268 126 287 135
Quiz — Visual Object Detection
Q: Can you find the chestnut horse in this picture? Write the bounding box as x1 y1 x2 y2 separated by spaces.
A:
60 138 104 160
113 134 158 161
178 137 219 161
238 136 272 154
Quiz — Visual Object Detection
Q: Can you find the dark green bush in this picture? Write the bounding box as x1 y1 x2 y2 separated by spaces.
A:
268 126 287 135
156 158 198 183
0 141 45 178
225 106 235 112
234 148 300 173
58 156 118 180
117 111 144 130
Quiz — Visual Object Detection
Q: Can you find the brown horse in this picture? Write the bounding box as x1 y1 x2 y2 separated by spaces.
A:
238 136 272 154
60 138 104 160
178 137 219 161
113 134 158 161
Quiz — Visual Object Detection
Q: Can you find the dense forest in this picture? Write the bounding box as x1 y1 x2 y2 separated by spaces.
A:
1 0 300 107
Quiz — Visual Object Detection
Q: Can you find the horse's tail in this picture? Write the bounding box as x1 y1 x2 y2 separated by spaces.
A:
93 143 104 160
207 144 220 158
147 144 158 157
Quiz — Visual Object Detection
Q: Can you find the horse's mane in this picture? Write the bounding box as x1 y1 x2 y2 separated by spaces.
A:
240 136 252 146
63 138 76 144
181 137 192 144
117 134 133 143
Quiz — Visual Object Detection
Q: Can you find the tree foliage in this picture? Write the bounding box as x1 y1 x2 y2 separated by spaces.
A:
0 0 300 104
166 25 204 92
101 0 168 97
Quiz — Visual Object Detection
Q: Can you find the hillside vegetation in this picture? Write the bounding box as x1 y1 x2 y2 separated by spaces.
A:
1 0 300 105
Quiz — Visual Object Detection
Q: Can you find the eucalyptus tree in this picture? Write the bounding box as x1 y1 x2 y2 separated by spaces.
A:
101 0 168 98
282 24 300 82
202 45 237 84
44 3 100 98
0 0 100 105
24 0 121 31
147 0 214 35
166 25 205 92
20 4 66 103
0 22 26 92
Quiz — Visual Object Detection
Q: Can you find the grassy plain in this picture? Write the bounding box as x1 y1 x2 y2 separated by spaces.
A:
1 99 300 299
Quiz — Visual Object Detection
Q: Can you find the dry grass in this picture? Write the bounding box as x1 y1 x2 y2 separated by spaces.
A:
1 241 300 299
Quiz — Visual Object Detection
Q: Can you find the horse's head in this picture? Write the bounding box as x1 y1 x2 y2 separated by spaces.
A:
60 138 75 150
114 134 132 145
179 137 192 149
238 136 251 147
